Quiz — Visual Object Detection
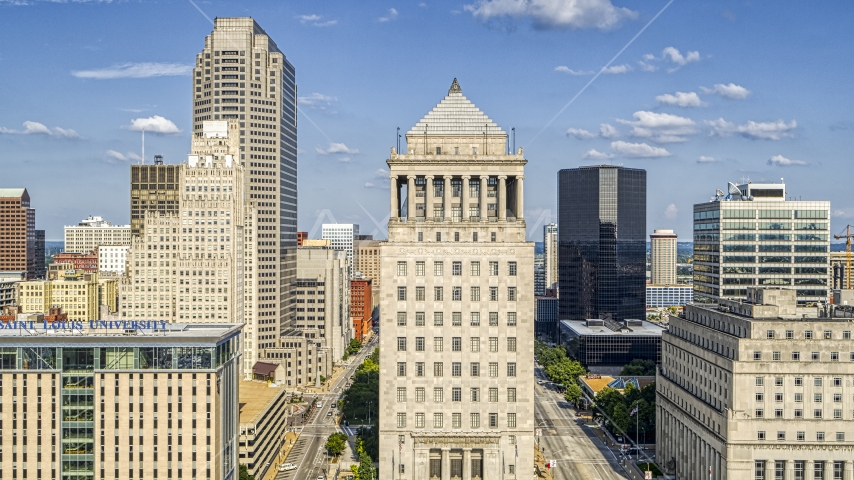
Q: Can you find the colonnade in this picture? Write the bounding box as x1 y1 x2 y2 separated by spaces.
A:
390 174 523 222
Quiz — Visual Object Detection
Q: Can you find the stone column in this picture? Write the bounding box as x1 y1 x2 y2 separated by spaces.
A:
498 176 507 221
390 176 399 219
844 460 853 480
805 460 814 479
426 175 434 221
441 447 451 480
462 448 471 480
785 459 794 480
766 460 774 480
515 175 524 220
479 175 488 221
444 176 452 221
461 176 470 221
407 175 416 221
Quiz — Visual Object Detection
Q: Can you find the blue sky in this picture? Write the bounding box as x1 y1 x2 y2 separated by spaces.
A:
1 0 852 242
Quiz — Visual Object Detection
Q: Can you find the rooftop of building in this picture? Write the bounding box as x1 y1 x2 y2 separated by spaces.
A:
406 78 506 138
560 319 666 337
685 287 854 322
0 188 27 198
579 374 656 395
239 379 287 424
0 320 243 342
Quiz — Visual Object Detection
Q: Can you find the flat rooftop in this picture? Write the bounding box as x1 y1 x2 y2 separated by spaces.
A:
561 319 665 337
0 320 242 343
239 380 287 425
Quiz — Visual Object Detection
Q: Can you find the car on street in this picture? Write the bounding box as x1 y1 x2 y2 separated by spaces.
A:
279 463 296 472
327 411 333 416
317 475 325 480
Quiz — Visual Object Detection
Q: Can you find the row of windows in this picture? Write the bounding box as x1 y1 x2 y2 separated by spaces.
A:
396 311 517 327
756 430 846 442
395 361 517 377
396 412 516 429
394 336 516 352
397 286 517 301
397 261 516 276
755 376 851 387
754 460 845 480
396 386 517 403
765 329 850 340
753 351 854 362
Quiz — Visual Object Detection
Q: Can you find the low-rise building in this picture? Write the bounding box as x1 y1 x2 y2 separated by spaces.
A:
560 318 664 368
351 278 373 342
646 284 693 307
657 288 854 479
0 321 242 480
238 380 290 480
579 374 656 399
53 250 98 272
259 330 330 388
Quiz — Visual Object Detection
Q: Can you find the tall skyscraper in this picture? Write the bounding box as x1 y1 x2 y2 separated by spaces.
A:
379 79 534 480
321 223 359 277
558 165 646 321
543 222 558 289
650 229 678 284
194 17 298 340
692 181 830 306
0 188 42 279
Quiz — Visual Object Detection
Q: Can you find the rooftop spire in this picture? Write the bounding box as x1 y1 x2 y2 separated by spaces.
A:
448 78 461 95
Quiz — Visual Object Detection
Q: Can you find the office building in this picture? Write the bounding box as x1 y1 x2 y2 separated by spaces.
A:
258 330 329 387
831 251 851 290
98 245 131 274
0 272 24 308
379 79 534 480
322 223 359 277
297 231 307 246
544 223 558 290
535 295 558 342
559 318 663 368
16 267 118 321
64 216 132 253
34 229 45 279
657 288 854 479
356 239 383 306
0 188 41 280
238 380 290 480
558 166 647 321
646 284 693 307
351 278 373 341
194 17 299 335
693 182 830 306
294 246 352 360
534 252 546 296
0 321 242 480
53 250 98 272
650 229 678 285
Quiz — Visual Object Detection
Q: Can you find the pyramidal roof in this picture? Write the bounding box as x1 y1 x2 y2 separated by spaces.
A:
407 79 507 137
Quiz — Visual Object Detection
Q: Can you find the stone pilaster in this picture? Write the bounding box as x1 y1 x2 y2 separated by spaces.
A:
498 176 507 221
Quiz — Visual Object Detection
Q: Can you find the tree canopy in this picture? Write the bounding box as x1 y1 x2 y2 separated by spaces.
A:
324 432 348 457
593 382 657 443
341 349 379 423
535 340 587 388
620 359 656 376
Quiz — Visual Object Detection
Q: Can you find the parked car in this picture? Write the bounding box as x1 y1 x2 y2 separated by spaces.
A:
279 463 297 472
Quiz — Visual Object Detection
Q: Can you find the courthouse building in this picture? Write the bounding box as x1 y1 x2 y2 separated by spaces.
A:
379 79 534 480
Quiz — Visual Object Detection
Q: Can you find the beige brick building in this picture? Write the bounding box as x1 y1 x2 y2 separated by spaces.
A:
379 79 534 480
16 267 117 321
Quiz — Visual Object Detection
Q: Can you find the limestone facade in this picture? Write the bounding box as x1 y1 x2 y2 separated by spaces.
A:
379 79 534 480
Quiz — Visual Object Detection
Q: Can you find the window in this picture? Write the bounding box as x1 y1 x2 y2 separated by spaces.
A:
489 287 498 301
792 351 800 361
470 413 480 428
794 377 803 386
786 330 794 339
415 413 425 428
817 432 825 441
794 393 803 403
487 312 498 326
775 393 783 402
797 431 805 441
489 413 498 428
812 352 820 361
775 377 783 386
833 377 841 386
755 461 766 480
774 409 783 418
491 232 496 242
434 312 443 326
489 337 498 352
416 312 426 326
836 432 845 442
452 362 461 377
508 261 517 276
468 287 479 301
397 337 407 351
415 387 425 402
433 413 443 428
824 330 832 339
436 232 442 241
508 287 517 301
452 337 461 351
415 261 425 276
473 232 478 241
397 387 407 402
489 261 498 276
508 388 517 402
814 377 823 387
471 362 480 376
755 376 764 386
756 393 764 402
471 261 480 276
471 388 480 402
814 409 823 419
777 431 785 440
831 352 839 361
766 330 775 339
845 330 851 340
452 387 461 401
397 312 407 326
486 388 498 403
489 362 498 377
452 287 461 301
454 232 460 242
397 362 406 376
434 362 444 377
509 465 516 475
415 337 425 351
794 409 803 418
397 261 407 276
834 393 842 403
452 413 461 428
415 362 425 376
815 393 823 403
416 287 425 301
757 431 766 440
753 351 762 361
435 287 444 301
507 312 517 326
470 312 480 326
507 362 517 377
434 261 444 276
452 261 462 276
397 413 406 428
434 337 443 352
805 330 813 339
452 312 462 326
434 388 443 403
755 409 764 418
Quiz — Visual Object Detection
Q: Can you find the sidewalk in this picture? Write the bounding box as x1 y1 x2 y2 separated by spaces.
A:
260 431 300 480
533 444 553 480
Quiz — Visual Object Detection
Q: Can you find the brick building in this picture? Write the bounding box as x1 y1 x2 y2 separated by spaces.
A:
351 278 373 341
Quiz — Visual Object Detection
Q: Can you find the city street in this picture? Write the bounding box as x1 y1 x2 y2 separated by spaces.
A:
275 335 378 480
534 367 627 480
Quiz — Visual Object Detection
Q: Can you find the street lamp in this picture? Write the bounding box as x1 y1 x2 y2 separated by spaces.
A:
367 401 373 425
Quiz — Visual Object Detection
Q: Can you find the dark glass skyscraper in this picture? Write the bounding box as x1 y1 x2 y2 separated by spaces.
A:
558 165 646 320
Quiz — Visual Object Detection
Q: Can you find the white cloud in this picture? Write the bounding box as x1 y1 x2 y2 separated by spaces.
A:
125 115 181 134
700 83 751 100
661 46 700 66
0 121 80 138
697 155 719 163
364 182 390 190
601 63 631 74
375 168 390 178
582 149 613 160
419 2 428 7
664 203 678 220
464 0 638 31
298 14 338 27
617 111 697 143
706 118 796 140
338 157 352 163
106 150 142 162
599 123 619 138
71 62 192 79
378 8 398 22
767 155 807 167
555 65 592 76
316 142 359 155
298 93 338 109
610 141 672 158
566 127 596 139
364 182 377 188
655 91 705 108
831 208 854 219
637 61 658 72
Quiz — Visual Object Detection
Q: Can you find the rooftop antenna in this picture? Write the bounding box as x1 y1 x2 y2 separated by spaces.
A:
141 129 145 164
396 127 400 154
512 127 515 153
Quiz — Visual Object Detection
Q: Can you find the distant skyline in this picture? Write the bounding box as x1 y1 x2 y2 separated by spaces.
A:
1 0 852 240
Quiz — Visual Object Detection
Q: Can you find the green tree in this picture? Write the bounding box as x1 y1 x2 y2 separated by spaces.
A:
346 338 362 357
620 359 656 376
357 424 379 463
239 464 255 480
354 438 375 480
565 383 583 405
545 357 587 387
325 432 348 457
341 352 380 422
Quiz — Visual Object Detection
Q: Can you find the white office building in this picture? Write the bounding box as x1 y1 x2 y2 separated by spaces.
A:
98 245 131 274
322 223 359 277
544 223 558 290
64 216 131 254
